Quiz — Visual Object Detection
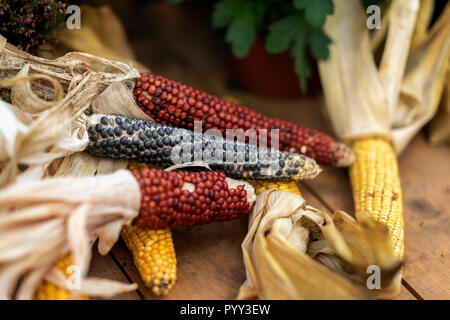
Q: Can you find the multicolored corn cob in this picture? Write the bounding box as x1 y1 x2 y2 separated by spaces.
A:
121 225 177 296
130 168 255 229
247 180 301 196
133 73 355 167
349 137 404 258
124 161 177 296
34 254 88 300
86 114 321 181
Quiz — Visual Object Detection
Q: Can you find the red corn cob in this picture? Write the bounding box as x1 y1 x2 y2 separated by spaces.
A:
132 168 255 229
134 73 355 167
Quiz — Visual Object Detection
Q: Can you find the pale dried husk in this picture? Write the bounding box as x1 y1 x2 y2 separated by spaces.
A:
238 190 402 300
428 71 450 146
0 34 148 186
319 0 449 154
0 34 148 299
0 169 141 299
370 1 392 53
392 6 450 153
410 0 435 52
318 0 391 141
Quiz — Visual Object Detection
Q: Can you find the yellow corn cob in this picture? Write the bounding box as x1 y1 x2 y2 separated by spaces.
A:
247 180 301 196
121 225 177 296
34 254 88 300
349 137 404 258
125 161 177 296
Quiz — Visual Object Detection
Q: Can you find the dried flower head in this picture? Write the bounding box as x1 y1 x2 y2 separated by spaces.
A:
0 0 68 52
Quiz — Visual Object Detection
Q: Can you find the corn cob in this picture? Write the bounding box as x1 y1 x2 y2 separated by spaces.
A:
130 167 255 228
121 225 176 296
34 254 88 300
134 73 355 167
86 114 321 181
247 180 301 196
349 137 404 257
124 161 177 296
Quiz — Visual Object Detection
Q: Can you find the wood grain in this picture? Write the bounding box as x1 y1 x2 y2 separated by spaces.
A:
397 134 450 299
394 285 417 300
111 218 248 300
88 248 143 300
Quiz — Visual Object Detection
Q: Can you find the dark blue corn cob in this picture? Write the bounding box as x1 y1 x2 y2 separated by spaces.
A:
85 114 321 180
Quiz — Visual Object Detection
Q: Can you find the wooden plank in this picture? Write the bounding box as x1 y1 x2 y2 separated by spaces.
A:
111 218 248 300
397 134 450 299
394 285 417 300
89 248 143 300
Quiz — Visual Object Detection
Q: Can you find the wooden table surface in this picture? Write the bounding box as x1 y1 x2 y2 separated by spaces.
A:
87 1 449 300
89 94 449 300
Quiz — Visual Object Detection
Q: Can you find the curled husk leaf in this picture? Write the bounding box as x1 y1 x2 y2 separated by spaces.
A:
0 35 147 186
238 190 402 300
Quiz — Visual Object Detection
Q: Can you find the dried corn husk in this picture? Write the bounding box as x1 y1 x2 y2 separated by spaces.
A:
370 1 392 53
0 169 141 299
0 35 148 186
392 6 450 153
318 0 392 141
410 0 434 51
319 0 450 154
0 6 157 299
0 34 146 298
379 0 419 120
238 190 402 300
428 71 450 146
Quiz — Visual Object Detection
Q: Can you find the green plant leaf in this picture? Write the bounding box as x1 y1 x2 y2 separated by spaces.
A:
266 14 312 92
290 20 310 92
266 15 299 53
309 29 331 60
225 15 256 58
294 0 334 28
212 0 235 28
213 0 266 58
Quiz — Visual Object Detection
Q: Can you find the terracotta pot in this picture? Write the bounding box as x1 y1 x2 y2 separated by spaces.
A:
230 36 321 98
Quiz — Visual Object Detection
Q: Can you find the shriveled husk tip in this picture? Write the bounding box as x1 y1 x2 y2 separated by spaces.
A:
319 0 450 155
0 169 141 299
239 190 402 300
